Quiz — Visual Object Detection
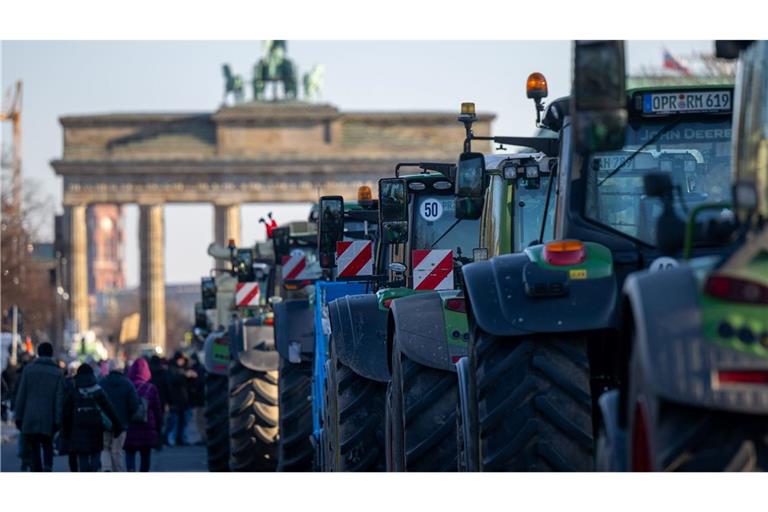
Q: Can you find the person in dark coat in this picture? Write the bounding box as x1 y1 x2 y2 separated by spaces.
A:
124 358 163 471
166 351 195 446
99 359 139 471
13 342 64 472
59 363 79 471
62 364 123 471
188 353 206 444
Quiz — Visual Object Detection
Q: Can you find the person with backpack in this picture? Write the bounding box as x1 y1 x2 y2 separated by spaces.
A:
99 359 140 471
123 357 162 472
12 342 64 472
62 363 123 471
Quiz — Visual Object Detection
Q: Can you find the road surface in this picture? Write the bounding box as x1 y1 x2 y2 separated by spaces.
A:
1 422 208 472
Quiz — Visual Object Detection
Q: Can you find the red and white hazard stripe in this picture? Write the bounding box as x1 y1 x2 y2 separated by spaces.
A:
236 282 261 307
282 254 307 280
336 241 374 277
412 249 454 291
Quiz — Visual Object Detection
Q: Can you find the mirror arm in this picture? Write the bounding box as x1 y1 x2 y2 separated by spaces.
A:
469 135 559 157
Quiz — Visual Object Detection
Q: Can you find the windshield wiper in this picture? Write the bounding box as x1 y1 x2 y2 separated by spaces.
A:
598 119 683 187
430 217 462 249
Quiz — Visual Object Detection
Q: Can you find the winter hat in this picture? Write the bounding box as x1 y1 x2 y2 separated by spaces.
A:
77 363 94 376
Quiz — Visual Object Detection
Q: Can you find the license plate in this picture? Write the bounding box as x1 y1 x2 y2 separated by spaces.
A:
642 90 731 115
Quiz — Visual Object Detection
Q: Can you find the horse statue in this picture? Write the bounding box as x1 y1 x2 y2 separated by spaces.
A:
222 64 245 105
303 64 325 101
252 40 298 101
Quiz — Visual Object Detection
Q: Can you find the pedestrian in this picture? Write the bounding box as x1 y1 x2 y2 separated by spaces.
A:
166 351 195 446
149 355 170 445
124 358 163 471
12 342 64 472
59 361 80 471
99 359 140 471
62 363 123 471
189 353 206 444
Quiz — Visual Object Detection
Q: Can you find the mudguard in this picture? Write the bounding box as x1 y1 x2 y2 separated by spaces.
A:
596 389 627 472
388 292 459 373
626 265 768 415
462 252 618 337
203 329 229 376
328 293 389 383
229 316 279 372
274 298 316 363
312 281 369 438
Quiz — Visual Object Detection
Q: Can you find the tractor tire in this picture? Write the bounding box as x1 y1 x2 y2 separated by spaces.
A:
204 373 230 472
473 331 594 471
277 358 314 471
331 350 386 471
387 336 458 472
228 359 279 471
628 340 768 471
320 358 337 471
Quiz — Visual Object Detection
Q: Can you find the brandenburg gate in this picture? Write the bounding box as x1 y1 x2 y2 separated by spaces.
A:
52 101 494 351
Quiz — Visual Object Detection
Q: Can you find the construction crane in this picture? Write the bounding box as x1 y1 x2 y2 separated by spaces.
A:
1 80 22 213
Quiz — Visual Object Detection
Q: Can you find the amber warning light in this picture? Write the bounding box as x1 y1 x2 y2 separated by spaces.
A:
358 185 373 202
526 72 548 100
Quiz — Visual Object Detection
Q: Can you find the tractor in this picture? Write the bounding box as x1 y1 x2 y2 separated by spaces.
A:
456 41 737 471
200 239 275 471
324 162 464 471
597 40 768 471
313 189 380 470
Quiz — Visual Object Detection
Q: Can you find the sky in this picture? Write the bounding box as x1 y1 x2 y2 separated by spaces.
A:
1 40 712 286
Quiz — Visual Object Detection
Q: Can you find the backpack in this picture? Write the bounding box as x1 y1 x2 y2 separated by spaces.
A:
74 388 110 431
131 383 150 424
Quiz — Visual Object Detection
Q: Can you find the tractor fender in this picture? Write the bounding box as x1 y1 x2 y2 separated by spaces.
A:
387 292 457 373
625 265 768 415
328 294 389 383
462 252 619 337
274 298 316 363
596 389 628 471
203 329 229 376
229 316 279 372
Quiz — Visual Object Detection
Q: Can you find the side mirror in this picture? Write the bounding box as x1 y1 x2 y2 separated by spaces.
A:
318 195 344 268
272 227 290 263
235 248 255 282
201 277 217 309
379 178 408 244
572 40 627 154
455 152 486 220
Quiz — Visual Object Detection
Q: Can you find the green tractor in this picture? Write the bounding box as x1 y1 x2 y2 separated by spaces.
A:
384 147 560 471
324 162 466 471
596 40 768 471
457 41 738 471
200 239 276 472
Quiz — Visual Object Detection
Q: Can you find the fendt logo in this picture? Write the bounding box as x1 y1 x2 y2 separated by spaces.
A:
412 249 454 291
235 282 261 307
336 240 374 277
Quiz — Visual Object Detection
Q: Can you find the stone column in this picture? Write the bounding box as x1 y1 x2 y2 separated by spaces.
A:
213 203 241 263
68 204 89 334
139 203 166 351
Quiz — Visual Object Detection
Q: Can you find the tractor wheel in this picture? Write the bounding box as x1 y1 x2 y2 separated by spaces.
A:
320 358 337 471
387 336 458 472
474 331 594 471
331 349 386 471
277 357 313 471
628 340 768 471
204 372 230 472
228 359 279 471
